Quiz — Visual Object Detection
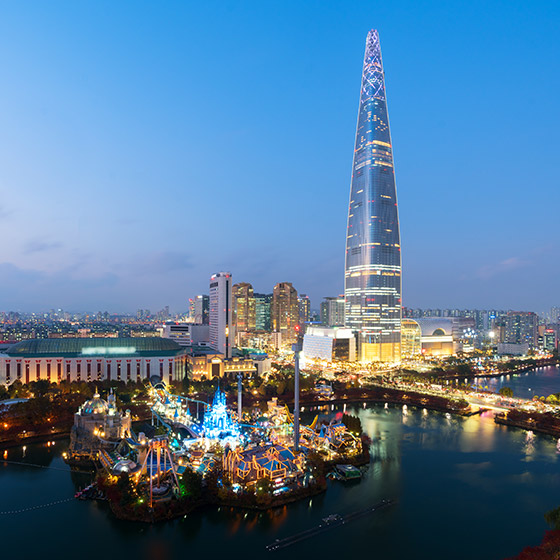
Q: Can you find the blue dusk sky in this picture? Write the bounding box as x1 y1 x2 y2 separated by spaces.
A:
0 1 558 313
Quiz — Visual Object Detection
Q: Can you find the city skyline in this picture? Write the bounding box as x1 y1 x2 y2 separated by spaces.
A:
0 1 559 312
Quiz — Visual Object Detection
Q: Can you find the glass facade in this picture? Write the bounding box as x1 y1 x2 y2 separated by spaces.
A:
344 30 402 362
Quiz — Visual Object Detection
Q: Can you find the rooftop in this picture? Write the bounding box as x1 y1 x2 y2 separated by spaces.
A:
2 337 186 358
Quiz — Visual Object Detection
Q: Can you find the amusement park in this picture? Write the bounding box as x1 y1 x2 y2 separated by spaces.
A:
65 368 367 521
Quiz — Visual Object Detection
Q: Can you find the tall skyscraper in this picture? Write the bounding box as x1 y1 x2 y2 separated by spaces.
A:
344 30 402 362
232 282 256 332
272 282 299 344
254 293 272 331
209 272 233 358
298 294 311 327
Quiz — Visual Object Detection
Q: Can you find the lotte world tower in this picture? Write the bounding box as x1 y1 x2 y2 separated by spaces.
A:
345 30 402 362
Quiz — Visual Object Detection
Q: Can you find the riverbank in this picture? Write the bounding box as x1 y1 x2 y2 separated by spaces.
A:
439 357 559 381
495 409 560 439
271 385 470 416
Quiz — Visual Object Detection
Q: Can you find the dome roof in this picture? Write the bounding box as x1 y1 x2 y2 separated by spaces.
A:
82 392 109 415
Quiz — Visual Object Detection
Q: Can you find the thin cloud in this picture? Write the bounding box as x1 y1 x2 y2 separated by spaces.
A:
476 256 530 279
23 239 63 255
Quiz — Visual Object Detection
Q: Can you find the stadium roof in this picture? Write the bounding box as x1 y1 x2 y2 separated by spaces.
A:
2 337 186 358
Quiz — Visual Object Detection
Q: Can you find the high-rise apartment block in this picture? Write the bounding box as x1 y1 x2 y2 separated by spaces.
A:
232 282 256 332
344 30 402 362
272 282 299 344
209 272 233 358
298 294 311 327
321 296 345 327
504 311 538 347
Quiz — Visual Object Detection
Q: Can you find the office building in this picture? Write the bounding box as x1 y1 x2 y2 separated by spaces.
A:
302 327 356 362
191 295 209 325
232 282 256 333
272 282 299 345
321 296 345 327
209 272 233 358
255 293 272 331
344 29 402 362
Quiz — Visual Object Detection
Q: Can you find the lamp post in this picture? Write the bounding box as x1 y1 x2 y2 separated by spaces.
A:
237 372 242 420
292 325 302 452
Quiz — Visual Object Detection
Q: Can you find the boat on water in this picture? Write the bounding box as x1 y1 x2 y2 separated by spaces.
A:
333 464 361 481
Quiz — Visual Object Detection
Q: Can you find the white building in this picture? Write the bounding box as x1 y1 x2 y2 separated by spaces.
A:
159 323 210 347
303 327 356 361
209 272 233 358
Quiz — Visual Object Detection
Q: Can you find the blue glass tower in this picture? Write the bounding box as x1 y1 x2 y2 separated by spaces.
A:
344 30 401 362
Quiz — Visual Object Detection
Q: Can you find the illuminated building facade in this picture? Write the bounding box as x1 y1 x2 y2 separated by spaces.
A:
232 282 256 333
255 293 272 331
504 311 538 347
272 282 299 345
209 272 233 358
401 319 422 358
298 294 311 327
302 327 356 362
344 29 401 362
0 338 187 385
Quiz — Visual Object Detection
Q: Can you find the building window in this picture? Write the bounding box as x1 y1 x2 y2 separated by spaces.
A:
87 363 92 382
168 361 173 382
146 362 150 377
66 362 71 382
159 362 164 377
127 363 131 381
47 363 51 382
17 363 21 379
107 363 111 380
36 362 40 381
57 363 62 383
6 363 10 383
25 363 30 384
136 362 141 382
117 363 121 381
97 362 102 381
77 362 81 382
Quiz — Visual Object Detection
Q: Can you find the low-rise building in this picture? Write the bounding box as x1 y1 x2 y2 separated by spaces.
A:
302 327 356 361
0 337 188 385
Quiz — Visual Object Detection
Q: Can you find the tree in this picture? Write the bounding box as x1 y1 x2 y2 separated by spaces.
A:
181 468 203 501
499 386 514 398
545 506 560 530
116 472 135 506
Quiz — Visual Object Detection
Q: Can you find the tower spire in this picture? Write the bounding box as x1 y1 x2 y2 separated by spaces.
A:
344 30 402 363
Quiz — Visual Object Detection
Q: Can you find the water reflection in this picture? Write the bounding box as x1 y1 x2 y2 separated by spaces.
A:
2 404 560 560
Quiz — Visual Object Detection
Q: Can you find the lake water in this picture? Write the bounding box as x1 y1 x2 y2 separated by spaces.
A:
2 394 560 559
474 364 560 399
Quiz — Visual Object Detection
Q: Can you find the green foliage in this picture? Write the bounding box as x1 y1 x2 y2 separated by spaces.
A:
498 386 514 398
546 393 560 405
181 468 203 501
116 472 135 506
341 413 363 435
545 505 560 530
